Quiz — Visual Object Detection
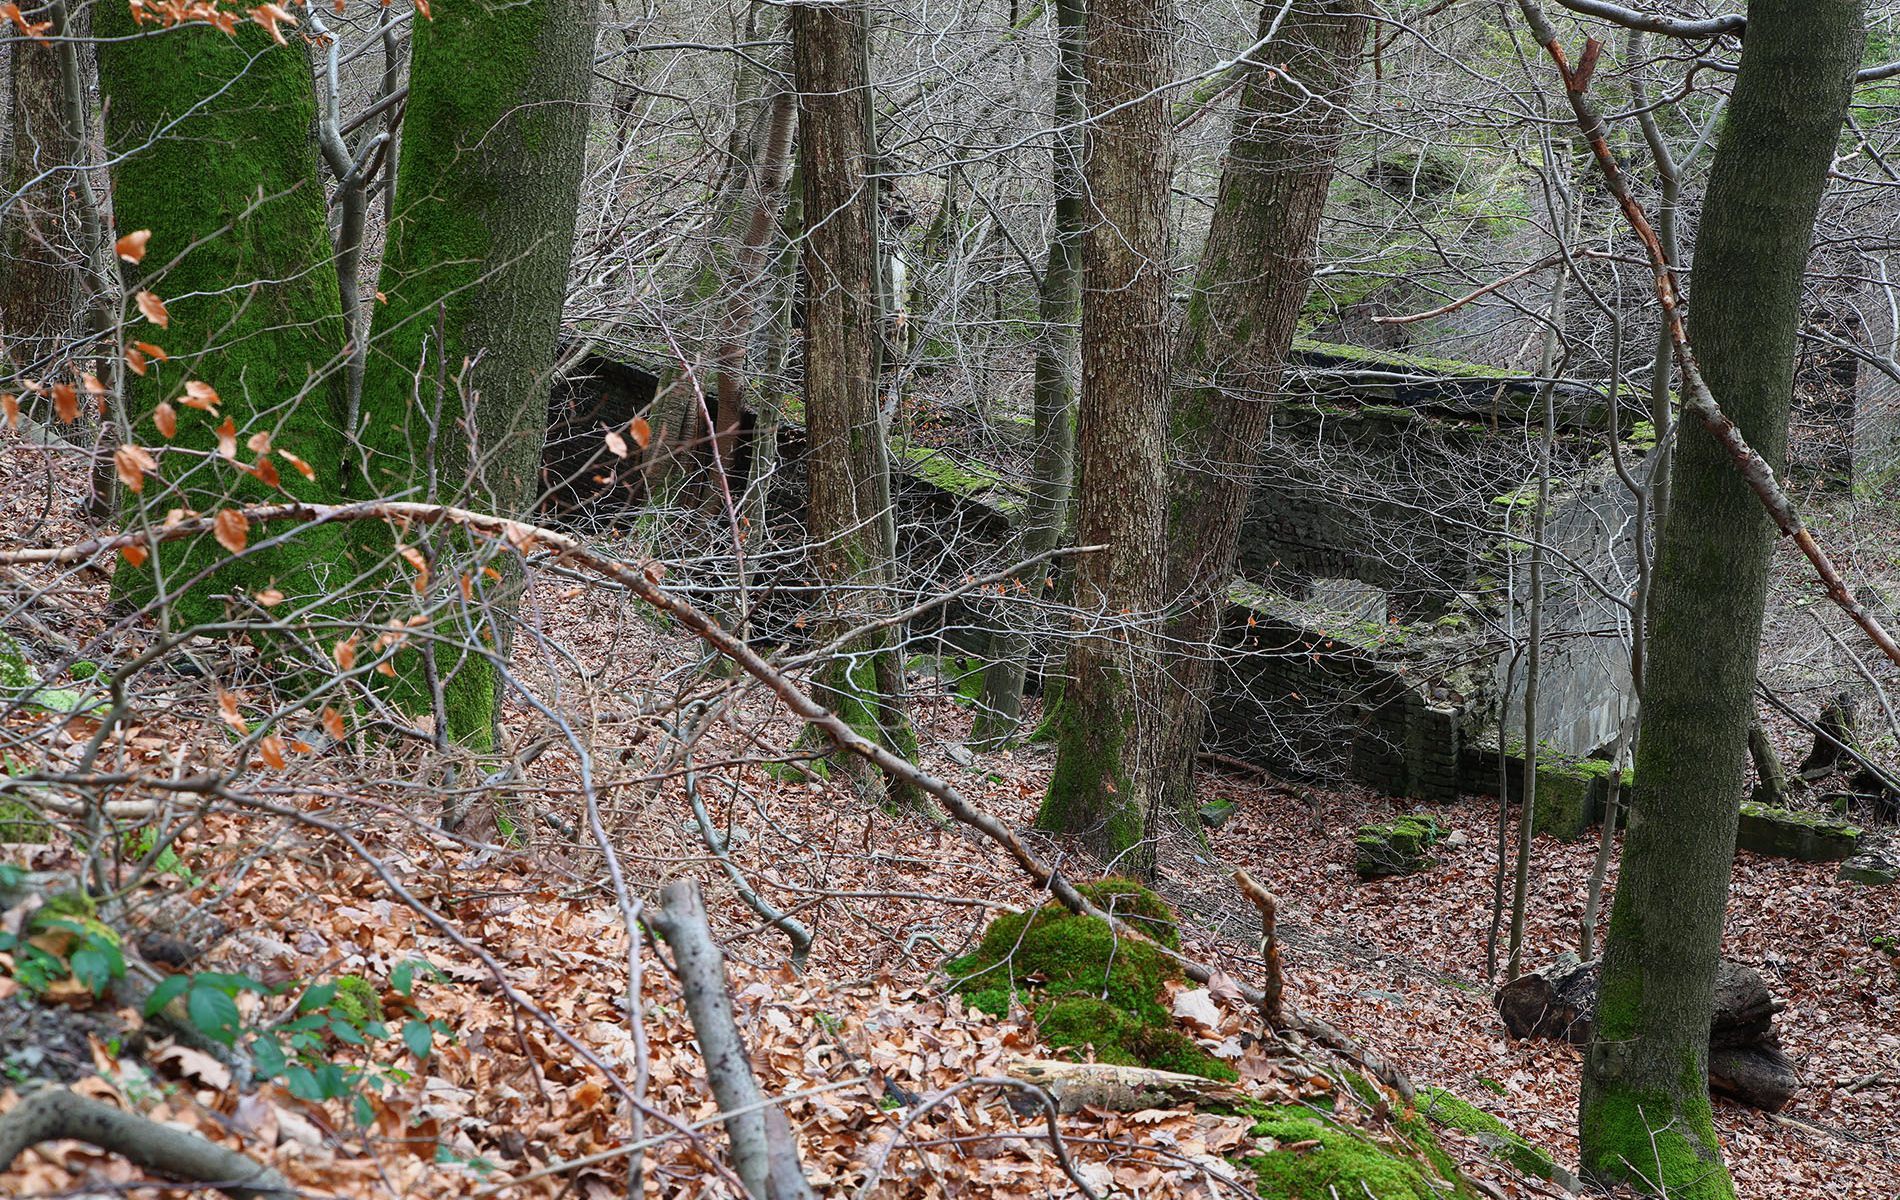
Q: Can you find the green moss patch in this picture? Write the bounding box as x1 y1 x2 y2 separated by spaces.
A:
1242 1103 1470 1200
946 880 1234 1081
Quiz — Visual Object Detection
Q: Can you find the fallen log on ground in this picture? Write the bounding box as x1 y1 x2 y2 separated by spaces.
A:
1496 955 1798 1111
0 1086 290 1199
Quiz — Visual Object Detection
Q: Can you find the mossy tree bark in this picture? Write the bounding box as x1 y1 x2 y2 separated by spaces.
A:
792 0 920 805
1577 4 1863 1196
1037 0 1175 865
2 30 81 380
95 17 350 632
352 0 599 748
972 0 1085 748
1152 0 1367 814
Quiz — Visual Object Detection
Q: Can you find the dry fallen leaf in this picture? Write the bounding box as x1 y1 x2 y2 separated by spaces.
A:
258 734 287 770
321 706 347 740
115 229 152 264
119 543 149 568
334 636 358 672
113 444 159 493
153 402 177 439
52 382 78 423
278 449 315 481
215 417 238 460
183 380 220 412
135 290 169 328
213 507 248 554
217 690 249 735
630 415 652 449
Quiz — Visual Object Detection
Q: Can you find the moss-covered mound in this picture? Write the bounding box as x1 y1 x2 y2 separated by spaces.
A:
1242 1102 1473 1200
945 879 1235 1081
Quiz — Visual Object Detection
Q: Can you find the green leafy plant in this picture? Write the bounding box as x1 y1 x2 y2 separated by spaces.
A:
0 903 125 997
146 958 451 1126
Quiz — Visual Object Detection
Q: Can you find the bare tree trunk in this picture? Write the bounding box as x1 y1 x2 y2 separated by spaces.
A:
352 0 600 749
1 31 80 382
1038 0 1176 867
1151 0 1369 813
972 0 1086 747
792 0 920 806
1574 3 1865 1195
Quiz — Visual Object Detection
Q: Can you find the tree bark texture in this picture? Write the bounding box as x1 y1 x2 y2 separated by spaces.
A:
1038 0 1176 863
973 0 1086 746
95 18 349 629
352 0 599 747
792 0 919 803
2 32 81 380
1578 4 1863 1196
1153 0 1368 814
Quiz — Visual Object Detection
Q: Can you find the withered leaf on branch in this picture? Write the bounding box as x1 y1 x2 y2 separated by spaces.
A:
213 508 249 554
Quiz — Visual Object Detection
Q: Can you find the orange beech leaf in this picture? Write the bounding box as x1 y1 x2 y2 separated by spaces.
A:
246 430 271 455
1 394 16 432
2 3 54 38
153 402 177 439
215 417 237 460
399 545 429 592
250 2 296 44
251 457 282 489
134 341 169 363
124 347 148 376
277 449 315 481
375 660 396 678
257 734 287 770
82 373 106 396
115 230 151 264
183 380 219 411
332 0 344 11
217 690 249 734
52 383 79 424
255 588 285 607
413 0 428 17
113 444 158 492
119 542 149 568
603 429 628 459
334 636 358 671
213 507 248 554
630 415 652 449
320 706 347 739
135 290 169 328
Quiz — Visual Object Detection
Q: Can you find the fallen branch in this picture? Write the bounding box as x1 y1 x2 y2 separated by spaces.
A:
1005 1057 1239 1115
0 1086 290 1199
1515 0 1900 671
0 498 1418 1098
647 879 814 1200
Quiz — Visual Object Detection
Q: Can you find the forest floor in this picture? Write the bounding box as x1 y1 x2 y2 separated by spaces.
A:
1 431 1896 1199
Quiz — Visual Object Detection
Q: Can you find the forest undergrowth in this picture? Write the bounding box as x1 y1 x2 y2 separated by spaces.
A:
1 435 1896 1200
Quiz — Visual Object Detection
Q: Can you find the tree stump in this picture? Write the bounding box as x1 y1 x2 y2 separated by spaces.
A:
1496 955 1797 1111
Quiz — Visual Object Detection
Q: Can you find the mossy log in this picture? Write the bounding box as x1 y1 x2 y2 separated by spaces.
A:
1498 956 1797 1110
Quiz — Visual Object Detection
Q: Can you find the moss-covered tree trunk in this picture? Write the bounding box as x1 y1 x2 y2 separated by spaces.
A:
1152 0 1367 816
792 0 919 804
1037 0 1174 864
352 0 599 748
1577 4 1863 1196
971 0 1085 748
2 31 81 379
94 17 350 631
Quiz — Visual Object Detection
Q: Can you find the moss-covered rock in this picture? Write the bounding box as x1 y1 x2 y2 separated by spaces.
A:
946 879 1234 1081
1414 1087 1560 1181
1736 801 1860 862
1354 814 1442 879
